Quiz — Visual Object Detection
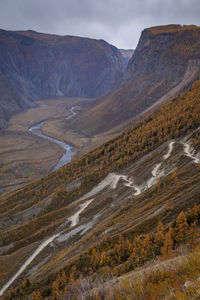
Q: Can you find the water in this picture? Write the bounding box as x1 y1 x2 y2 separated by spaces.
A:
1 107 77 193
29 107 76 170
65 106 76 120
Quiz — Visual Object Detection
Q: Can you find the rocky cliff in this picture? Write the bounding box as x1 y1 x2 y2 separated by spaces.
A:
72 25 200 136
0 29 126 128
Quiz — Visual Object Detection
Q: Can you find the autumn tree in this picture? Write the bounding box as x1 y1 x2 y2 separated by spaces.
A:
31 290 42 300
161 227 174 258
175 211 189 244
154 221 165 254
69 266 77 284
187 221 199 250
51 280 60 300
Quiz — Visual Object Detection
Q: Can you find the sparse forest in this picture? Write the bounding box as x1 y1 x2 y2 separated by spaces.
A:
1 78 200 300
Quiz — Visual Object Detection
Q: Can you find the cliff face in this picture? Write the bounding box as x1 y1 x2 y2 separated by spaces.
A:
73 25 200 136
0 74 36 129
124 24 200 88
0 29 126 128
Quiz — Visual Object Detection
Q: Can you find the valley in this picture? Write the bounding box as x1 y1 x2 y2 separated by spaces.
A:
0 78 199 298
0 96 95 191
0 29 126 129
28 110 75 171
67 25 200 138
0 23 200 300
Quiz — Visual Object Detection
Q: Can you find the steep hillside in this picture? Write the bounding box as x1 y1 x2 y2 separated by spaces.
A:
0 29 126 128
0 74 36 129
69 25 200 136
0 79 199 299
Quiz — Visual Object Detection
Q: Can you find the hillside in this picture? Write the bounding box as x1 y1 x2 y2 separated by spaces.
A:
0 74 36 129
0 78 199 299
0 29 126 129
67 25 200 137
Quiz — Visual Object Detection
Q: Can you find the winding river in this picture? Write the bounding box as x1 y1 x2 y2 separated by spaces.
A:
29 106 76 170
0 107 77 194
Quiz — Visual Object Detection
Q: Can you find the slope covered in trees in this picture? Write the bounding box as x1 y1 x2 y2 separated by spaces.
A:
26 204 200 299
14 78 200 198
0 79 199 299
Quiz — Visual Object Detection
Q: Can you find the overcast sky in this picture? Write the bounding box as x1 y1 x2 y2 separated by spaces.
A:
0 0 199 49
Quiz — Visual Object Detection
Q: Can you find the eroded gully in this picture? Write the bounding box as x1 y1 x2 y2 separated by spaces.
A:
0 132 199 296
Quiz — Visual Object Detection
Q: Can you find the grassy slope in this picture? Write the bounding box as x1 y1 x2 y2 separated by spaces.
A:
0 80 200 299
0 80 199 249
82 247 200 299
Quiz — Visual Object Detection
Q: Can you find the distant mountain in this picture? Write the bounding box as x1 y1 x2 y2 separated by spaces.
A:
119 48 134 61
0 29 126 129
72 25 200 136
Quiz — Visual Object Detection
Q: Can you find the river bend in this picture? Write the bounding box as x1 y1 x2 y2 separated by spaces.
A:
29 106 76 170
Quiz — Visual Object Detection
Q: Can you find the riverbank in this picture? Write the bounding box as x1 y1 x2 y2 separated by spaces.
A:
28 107 76 170
0 97 91 189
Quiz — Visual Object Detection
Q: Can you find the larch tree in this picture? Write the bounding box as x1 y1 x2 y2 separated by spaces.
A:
161 227 174 258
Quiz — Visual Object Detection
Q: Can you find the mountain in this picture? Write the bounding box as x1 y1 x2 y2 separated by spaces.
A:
69 25 200 137
0 77 199 298
0 74 36 129
0 29 126 129
119 49 134 61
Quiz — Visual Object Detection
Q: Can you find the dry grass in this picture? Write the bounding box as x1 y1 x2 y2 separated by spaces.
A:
0 97 92 187
8 97 90 132
69 247 200 300
0 130 62 186
113 247 200 300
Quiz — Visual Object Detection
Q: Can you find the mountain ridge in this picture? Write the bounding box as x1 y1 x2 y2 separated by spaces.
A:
0 24 200 299
0 29 126 129
67 24 200 137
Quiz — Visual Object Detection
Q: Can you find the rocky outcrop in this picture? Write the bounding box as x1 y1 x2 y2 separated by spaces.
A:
124 24 200 88
72 25 200 136
0 29 126 128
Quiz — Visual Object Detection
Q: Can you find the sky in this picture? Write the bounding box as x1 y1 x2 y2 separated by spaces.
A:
0 0 200 49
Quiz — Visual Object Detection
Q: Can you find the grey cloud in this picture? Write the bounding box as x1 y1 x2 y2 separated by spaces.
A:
0 0 200 48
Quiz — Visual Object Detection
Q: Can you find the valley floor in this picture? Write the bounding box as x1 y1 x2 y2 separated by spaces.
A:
0 97 94 191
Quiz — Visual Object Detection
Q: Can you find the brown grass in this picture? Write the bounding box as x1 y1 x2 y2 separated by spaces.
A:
0 97 92 187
